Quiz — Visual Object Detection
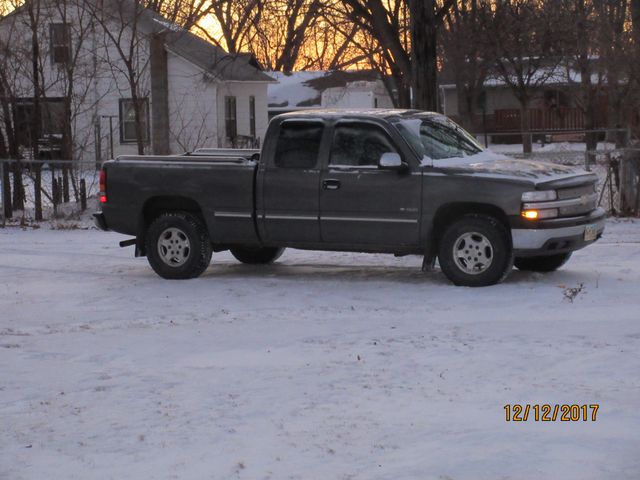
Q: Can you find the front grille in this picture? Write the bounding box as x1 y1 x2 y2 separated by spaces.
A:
557 184 596 200
557 183 597 217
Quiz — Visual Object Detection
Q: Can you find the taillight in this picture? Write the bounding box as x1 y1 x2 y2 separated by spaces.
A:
99 169 107 203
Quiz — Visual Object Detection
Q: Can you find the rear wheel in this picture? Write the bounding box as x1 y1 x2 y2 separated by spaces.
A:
145 212 212 279
514 252 572 272
438 214 513 287
230 246 285 265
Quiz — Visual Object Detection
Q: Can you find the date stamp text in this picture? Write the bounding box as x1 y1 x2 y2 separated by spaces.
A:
504 404 599 422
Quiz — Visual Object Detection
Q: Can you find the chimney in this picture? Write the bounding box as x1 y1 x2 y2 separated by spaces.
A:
150 33 170 155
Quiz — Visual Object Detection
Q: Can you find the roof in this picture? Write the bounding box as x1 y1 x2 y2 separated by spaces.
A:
439 58 606 90
268 70 384 108
138 8 274 83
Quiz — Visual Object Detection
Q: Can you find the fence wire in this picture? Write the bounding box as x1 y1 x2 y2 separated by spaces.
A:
0 159 100 225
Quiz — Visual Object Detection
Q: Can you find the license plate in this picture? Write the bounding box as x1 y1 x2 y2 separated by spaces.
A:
584 224 598 242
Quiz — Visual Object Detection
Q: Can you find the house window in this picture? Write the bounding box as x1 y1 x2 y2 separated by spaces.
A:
119 98 149 144
12 97 66 147
225 96 237 140
50 23 71 64
249 96 256 138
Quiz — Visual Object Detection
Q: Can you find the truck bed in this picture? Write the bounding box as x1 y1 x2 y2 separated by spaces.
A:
102 155 260 245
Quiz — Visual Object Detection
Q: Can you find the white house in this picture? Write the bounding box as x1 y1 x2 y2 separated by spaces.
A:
0 0 274 163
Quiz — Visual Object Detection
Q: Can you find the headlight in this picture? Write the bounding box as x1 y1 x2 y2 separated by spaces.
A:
521 208 558 220
521 190 557 202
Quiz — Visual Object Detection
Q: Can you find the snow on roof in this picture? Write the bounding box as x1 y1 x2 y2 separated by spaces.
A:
268 70 383 108
268 71 327 108
440 60 607 90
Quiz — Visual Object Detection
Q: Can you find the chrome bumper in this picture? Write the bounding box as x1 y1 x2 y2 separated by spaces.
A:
512 217 605 250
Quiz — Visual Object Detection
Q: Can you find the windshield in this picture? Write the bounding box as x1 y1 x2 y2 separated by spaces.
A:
392 114 483 161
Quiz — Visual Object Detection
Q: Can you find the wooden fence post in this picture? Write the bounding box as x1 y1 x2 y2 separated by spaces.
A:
0 161 4 227
620 150 640 216
80 179 87 211
62 171 69 203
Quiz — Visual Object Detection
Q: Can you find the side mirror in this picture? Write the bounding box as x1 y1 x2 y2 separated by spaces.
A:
378 152 405 171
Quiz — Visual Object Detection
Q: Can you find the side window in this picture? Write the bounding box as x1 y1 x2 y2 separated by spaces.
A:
50 23 71 64
224 96 237 140
330 123 398 167
119 98 149 143
274 122 324 169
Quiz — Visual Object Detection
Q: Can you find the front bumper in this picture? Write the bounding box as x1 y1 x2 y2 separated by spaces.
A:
93 212 108 231
511 208 606 256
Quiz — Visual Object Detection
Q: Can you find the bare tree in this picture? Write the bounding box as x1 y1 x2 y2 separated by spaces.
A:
194 0 262 53
594 0 633 146
562 0 604 153
441 0 492 131
0 16 21 216
338 0 412 106
408 0 454 111
88 0 152 155
250 0 322 72
145 0 212 27
481 0 565 153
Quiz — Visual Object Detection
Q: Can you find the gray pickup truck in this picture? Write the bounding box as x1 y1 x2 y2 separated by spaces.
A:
94 109 605 286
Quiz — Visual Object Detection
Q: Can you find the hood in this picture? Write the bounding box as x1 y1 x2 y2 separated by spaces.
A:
424 151 597 186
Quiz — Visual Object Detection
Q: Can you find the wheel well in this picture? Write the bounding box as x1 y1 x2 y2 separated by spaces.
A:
432 202 511 245
142 196 204 226
137 196 204 255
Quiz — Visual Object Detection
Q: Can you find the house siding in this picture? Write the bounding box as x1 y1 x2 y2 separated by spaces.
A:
216 82 269 147
166 52 218 153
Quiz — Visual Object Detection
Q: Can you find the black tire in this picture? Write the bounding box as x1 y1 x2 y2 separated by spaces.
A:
230 246 285 264
145 212 212 279
514 252 572 272
438 214 513 287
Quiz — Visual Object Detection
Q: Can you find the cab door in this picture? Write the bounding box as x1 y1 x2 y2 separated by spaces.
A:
260 120 326 244
319 121 421 248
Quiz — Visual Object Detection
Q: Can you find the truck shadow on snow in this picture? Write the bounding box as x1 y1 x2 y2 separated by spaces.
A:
200 262 444 285
193 260 596 287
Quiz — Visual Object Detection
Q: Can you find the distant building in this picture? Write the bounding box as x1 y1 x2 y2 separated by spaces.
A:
268 70 394 119
438 61 631 137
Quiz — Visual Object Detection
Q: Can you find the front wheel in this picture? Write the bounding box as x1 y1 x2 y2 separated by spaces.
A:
230 246 285 264
438 214 513 287
145 212 212 279
514 252 572 272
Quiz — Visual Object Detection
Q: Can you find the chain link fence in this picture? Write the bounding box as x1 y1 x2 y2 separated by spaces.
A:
477 129 640 217
0 159 100 227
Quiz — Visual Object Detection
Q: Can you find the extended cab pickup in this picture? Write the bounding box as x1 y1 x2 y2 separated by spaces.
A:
94 109 605 286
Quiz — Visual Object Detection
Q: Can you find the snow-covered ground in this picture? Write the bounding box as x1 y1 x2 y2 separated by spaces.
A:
1 220 640 480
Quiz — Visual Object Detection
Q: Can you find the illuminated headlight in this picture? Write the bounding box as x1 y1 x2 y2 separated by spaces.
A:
521 190 557 202
521 208 559 220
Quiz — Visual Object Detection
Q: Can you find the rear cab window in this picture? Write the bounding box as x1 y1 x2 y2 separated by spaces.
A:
274 121 324 169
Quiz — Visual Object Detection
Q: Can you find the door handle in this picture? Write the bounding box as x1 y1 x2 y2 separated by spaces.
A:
323 179 341 190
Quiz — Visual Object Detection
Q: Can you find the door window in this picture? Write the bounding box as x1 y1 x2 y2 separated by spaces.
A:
274 122 324 169
330 123 398 167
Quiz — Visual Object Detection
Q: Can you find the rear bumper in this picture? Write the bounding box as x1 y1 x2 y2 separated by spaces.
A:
511 208 606 256
93 212 109 231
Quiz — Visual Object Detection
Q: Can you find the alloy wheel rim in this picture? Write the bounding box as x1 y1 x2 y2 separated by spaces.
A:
452 231 494 275
157 227 191 267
